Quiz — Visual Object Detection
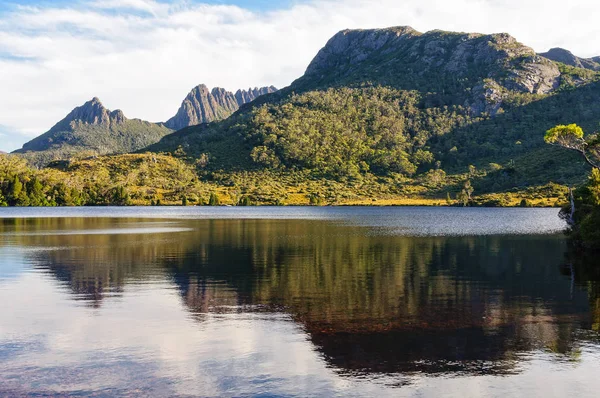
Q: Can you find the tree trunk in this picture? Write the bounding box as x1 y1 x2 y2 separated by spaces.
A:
568 188 576 227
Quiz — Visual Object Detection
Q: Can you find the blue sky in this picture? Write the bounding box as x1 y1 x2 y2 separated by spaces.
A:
0 0 599 152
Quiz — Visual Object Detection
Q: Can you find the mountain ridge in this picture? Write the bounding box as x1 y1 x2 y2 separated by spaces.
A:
13 83 278 167
539 47 600 71
165 85 277 130
295 26 563 114
14 97 173 166
148 26 599 192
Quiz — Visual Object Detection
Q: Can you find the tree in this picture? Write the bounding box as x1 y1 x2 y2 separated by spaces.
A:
463 180 474 201
238 195 252 206
468 165 477 178
544 124 600 168
28 178 47 207
111 186 131 206
9 176 29 206
208 192 220 206
9 175 22 203
457 190 469 207
545 124 600 226
181 195 188 206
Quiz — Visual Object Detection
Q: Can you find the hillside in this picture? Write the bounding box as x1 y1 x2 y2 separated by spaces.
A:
165 85 277 130
148 27 600 195
540 48 600 71
14 98 173 167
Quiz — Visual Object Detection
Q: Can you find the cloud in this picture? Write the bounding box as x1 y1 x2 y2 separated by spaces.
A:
0 0 599 152
0 125 35 152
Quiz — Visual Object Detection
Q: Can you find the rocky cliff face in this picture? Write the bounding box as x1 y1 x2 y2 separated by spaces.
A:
300 26 563 116
49 97 126 133
165 85 277 131
539 48 600 71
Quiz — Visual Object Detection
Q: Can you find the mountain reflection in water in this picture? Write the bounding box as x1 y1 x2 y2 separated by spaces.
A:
1 212 599 397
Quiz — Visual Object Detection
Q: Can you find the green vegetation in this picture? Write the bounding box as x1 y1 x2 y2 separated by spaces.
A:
544 124 600 248
0 153 202 206
149 64 600 197
0 152 567 207
16 118 173 168
7 28 600 209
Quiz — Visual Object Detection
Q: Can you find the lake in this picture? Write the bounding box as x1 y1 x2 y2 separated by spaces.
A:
1 207 599 397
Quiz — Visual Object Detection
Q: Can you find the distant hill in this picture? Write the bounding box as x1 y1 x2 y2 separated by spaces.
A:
14 97 173 167
539 48 600 71
148 26 599 192
165 85 277 130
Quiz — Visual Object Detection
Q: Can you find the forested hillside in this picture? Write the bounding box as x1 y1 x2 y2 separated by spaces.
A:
149 27 600 195
6 26 600 206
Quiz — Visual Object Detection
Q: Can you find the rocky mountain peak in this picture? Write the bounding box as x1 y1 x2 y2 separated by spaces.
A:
300 27 563 117
305 26 421 77
165 84 277 131
234 86 277 106
539 48 600 71
52 98 127 132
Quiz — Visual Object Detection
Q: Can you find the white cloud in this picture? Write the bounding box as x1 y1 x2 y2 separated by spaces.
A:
0 0 599 152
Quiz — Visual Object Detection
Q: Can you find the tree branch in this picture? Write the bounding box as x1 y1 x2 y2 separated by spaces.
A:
548 142 600 169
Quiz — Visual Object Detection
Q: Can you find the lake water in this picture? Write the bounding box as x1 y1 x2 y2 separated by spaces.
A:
1 207 599 397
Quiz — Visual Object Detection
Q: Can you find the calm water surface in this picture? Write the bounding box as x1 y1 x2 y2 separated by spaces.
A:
1 207 599 397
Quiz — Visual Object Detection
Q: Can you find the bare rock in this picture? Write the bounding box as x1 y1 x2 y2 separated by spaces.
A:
166 85 277 130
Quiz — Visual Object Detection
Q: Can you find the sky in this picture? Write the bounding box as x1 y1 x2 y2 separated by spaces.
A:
0 0 599 152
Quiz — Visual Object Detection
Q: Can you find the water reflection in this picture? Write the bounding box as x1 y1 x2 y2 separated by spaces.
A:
1 215 599 396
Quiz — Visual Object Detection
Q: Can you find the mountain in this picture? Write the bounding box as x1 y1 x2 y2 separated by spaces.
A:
148 26 599 193
164 85 277 130
300 27 560 96
234 86 277 106
14 98 173 167
539 48 600 71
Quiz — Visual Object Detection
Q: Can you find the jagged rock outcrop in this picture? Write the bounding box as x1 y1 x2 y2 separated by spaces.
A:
539 48 600 71
165 85 277 131
165 85 238 131
14 98 172 166
45 97 126 134
234 86 277 106
301 26 562 115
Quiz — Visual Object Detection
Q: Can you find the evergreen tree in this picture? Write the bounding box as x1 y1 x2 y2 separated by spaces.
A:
28 178 47 206
238 195 251 206
9 175 23 205
111 186 131 206
208 192 220 206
